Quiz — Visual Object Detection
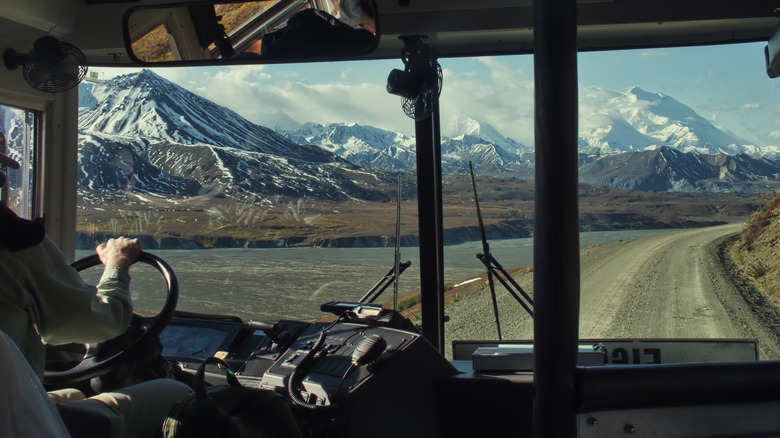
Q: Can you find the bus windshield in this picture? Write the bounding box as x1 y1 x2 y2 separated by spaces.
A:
64 41 780 360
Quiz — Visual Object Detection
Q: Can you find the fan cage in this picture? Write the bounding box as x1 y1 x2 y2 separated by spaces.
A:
402 62 442 121
23 42 88 93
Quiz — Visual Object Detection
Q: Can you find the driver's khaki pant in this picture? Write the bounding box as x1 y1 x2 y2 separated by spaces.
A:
50 379 192 438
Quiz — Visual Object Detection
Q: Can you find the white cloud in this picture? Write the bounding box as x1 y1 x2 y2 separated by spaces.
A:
113 58 540 143
578 85 623 131
264 80 407 132
89 67 142 80
158 65 411 134
89 44 780 150
439 57 535 143
92 59 539 143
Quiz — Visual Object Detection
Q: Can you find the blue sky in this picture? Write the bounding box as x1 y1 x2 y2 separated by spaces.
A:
92 41 780 148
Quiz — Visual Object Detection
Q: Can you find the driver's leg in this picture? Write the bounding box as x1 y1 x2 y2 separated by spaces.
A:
68 378 192 438
48 387 87 402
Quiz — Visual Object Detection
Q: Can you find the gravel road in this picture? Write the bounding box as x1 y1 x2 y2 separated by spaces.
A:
444 223 780 360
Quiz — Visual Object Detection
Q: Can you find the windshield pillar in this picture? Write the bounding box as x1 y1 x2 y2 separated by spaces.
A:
389 36 446 353
532 0 580 436
415 79 445 354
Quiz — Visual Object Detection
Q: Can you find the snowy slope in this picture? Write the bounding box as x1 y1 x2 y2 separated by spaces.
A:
77 71 394 201
79 70 312 159
444 115 531 154
73 71 780 195
281 120 531 175
579 146 780 192
281 122 417 171
579 86 753 155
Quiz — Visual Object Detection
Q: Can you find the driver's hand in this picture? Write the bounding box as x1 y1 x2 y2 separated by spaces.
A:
96 237 142 272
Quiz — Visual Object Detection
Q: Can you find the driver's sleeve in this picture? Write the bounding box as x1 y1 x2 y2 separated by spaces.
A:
25 236 134 346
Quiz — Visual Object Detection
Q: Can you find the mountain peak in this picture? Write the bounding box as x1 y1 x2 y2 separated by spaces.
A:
445 115 489 138
78 69 305 155
626 86 665 101
444 115 529 153
578 86 752 155
260 111 301 132
109 69 167 89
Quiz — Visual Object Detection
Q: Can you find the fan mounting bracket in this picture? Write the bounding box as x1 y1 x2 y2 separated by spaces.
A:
3 48 25 71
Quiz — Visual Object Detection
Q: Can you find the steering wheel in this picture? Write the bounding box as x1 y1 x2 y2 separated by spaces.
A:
43 251 178 386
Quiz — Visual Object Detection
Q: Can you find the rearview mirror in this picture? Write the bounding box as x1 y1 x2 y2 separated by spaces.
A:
123 0 378 65
766 22 780 78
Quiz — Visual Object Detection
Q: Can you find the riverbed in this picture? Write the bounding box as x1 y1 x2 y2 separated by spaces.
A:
77 229 670 322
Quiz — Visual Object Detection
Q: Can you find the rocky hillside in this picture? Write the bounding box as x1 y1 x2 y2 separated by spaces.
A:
579 147 780 193
730 190 780 305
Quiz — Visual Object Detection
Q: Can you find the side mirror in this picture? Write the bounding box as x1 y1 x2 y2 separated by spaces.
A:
123 0 378 65
765 22 780 78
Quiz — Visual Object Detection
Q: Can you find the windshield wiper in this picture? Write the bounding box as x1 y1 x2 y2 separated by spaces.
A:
359 261 412 304
470 161 534 341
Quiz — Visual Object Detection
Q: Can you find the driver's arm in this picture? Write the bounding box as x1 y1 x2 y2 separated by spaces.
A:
25 236 137 346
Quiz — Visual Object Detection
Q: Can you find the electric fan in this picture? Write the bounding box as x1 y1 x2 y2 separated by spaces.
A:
387 58 443 121
4 36 88 93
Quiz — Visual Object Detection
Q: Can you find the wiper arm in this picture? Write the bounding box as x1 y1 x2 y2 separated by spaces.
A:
359 261 412 304
470 161 533 342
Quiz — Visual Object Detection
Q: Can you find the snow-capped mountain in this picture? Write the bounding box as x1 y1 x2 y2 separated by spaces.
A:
441 135 534 175
79 70 304 157
444 115 530 154
280 122 417 171
579 86 754 155
258 111 303 133
279 87 762 179
0 105 34 197
0 106 27 164
77 70 394 202
280 120 533 175
579 146 780 192
71 71 780 195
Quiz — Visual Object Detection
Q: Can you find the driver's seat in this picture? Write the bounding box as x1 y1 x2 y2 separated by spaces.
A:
57 403 113 438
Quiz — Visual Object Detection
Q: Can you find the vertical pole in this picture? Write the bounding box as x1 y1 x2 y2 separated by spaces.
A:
44 88 79 260
532 0 580 436
389 37 446 353
432 93 445 352
393 174 402 311
415 94 445 353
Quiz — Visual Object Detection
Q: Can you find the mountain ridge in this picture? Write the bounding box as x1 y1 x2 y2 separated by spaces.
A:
69 70 780 197
578 86 753 156
77 70 398 203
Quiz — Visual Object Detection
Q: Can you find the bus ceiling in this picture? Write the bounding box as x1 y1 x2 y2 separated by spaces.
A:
123 0 780 64
0 1 777 68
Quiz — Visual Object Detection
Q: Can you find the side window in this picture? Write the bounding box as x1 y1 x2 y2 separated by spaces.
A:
0 104 39 220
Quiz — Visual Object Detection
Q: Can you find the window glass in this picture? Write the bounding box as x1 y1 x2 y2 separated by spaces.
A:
76 62 421 323
77 41 780 362
575 43 780 364
0 104 37 219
